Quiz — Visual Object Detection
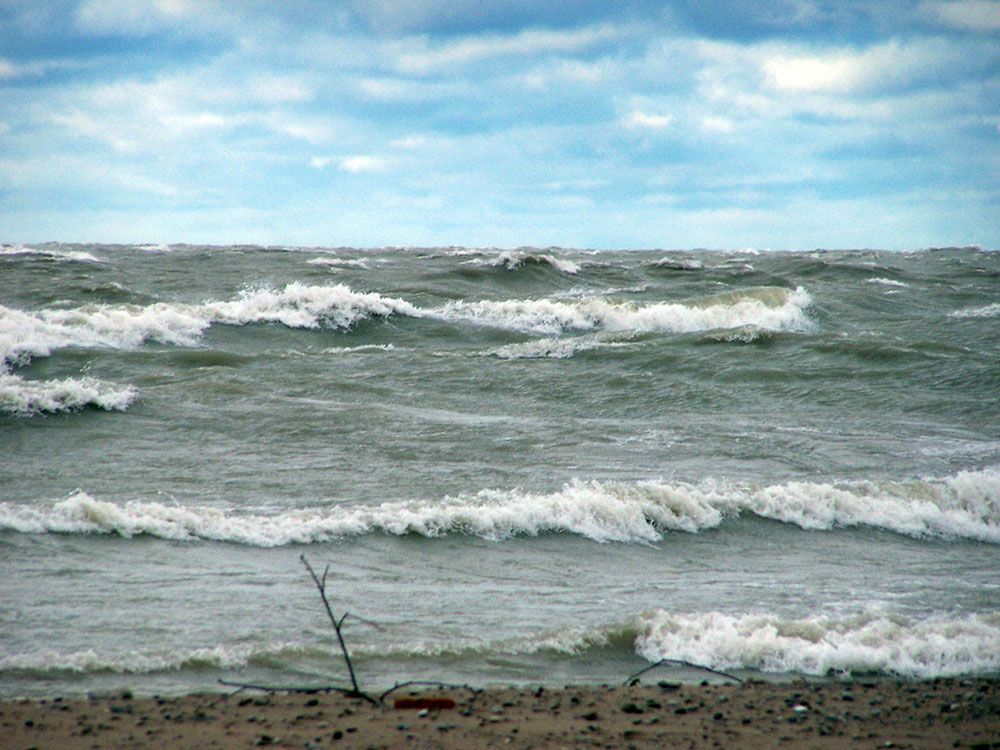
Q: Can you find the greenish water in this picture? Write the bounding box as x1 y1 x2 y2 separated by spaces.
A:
1 244 998 696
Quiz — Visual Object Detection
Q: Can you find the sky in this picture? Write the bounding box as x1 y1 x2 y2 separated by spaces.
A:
0 0 998 249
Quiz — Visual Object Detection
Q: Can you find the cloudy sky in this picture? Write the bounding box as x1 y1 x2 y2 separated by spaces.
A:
1 0 997 249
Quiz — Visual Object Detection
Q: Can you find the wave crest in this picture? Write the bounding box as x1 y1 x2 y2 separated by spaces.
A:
0 373 137 416
3 469 997 545
636 610 1000 678
440 286 812 336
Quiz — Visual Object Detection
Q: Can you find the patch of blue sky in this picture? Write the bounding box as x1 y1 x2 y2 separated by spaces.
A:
0 0 997 248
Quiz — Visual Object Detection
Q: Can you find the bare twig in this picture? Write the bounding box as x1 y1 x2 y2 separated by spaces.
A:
378 680 482 704
624 658 744 686
217 679 377 703
300 554 368 699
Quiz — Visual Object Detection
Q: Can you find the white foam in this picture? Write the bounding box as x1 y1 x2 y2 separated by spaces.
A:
322 343 397 354
136 243 172 253
652 257 703 270
699 325 775 344
952 302 1000 319
307 257 376 269
0 283 419 369
0 641 318 675
439 286 813 337
488 336 634 360
4 469 997 546
0 373 136 416
487 251 581 274
636 610 1000 678
0 244 104 263
867 277 908 288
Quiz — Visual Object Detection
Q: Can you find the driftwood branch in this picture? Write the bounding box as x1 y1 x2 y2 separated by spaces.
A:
300 554 371 701
217 678 376 702
624 658 744 686
378 680 482 704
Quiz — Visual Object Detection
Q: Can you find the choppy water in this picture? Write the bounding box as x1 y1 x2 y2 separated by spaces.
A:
1 243 998 697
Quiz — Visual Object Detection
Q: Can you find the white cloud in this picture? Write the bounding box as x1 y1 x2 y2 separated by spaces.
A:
761 40 941 93
622 110 673 130
309 156 335 169
701 116 735 134
357 76 465 102
920 1 1000 32
390 135 427 148
520 58 618 90
340 155 386 172
75 0 231 36
247 76 314 104
395 23 622 74
0 59 16 79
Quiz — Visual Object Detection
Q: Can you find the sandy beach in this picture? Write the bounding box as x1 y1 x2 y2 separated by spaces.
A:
2 678 997 749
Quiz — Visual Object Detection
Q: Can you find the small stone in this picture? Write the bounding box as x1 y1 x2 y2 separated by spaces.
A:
621 703 644 715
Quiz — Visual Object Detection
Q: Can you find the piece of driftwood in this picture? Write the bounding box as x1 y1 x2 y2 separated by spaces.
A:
299 554 370 700
624 658 744 686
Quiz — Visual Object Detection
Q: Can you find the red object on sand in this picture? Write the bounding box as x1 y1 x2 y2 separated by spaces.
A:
393 697 456 710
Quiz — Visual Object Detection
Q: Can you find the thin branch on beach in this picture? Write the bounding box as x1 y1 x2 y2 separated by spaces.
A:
378 680 482 704
299 554 376 703
217 678 376 703
624 658 744 686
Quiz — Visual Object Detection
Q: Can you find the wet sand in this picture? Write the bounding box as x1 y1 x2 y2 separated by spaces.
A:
2 678 997 749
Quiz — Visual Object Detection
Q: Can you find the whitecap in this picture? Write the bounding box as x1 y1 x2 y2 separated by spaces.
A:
952 303 1000 319
636 609 1000 678
3 468 997 545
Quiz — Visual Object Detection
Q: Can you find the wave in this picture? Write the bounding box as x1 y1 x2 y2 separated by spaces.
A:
0 373 137 416
484 251 581 274
0 244 104 263
0 282 418 416
867 277 908 288
4 610 996 679
0 283 418 368
440 286 812 337
3 469 997 546
697 325 779 344
636 610 1000 678
650 257 703 271
2 284 814 371
307 257 378 269
952 303 1000 319
487 335 635 360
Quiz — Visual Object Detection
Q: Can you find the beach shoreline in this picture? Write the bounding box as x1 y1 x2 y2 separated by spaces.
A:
2 677 997 749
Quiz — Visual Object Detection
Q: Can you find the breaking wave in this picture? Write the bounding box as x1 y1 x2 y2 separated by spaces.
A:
651 257 703 270
0 244 104 263
487 335 635 360
0 373 136 416
867 277 908 288
3 610 997 679
440 286 812 336
486 251 582 274
3 468 997 546
952 303 1000 319
0 283 418 367
0 282 418 416
636 610 1000 678
307 257 379 269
